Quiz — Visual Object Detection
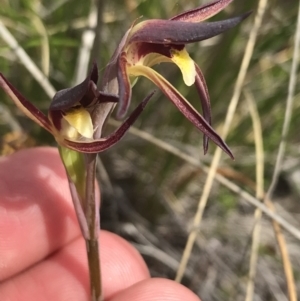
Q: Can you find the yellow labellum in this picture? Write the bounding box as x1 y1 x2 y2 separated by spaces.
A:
170 48 196 86
63 107 93 139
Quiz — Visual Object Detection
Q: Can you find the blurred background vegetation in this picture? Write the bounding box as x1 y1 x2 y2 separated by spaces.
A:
0 0 300 300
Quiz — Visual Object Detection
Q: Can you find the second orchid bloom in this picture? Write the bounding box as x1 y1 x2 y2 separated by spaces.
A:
114 0 250 158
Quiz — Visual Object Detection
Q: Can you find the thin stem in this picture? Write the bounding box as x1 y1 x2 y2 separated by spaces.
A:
244 89 264 301
85 154 98 238
74 0 105 298
85 153 102 301
86 239 102 301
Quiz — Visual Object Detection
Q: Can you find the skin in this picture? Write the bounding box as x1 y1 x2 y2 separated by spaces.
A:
0 147 201 301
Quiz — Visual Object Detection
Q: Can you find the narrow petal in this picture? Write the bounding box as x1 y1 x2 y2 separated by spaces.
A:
129 12 251 45
170 48 196 86
194 63 211 153
63 91 155 152
0 73 52 132
129 65 233 158
116 52 132 119
171 0 233 22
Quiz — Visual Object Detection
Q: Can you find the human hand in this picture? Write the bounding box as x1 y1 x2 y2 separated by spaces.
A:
0 147 200 301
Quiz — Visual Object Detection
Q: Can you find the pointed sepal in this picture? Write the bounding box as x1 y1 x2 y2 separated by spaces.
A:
171 0 234 22
0 73 53 132
129 12 251 45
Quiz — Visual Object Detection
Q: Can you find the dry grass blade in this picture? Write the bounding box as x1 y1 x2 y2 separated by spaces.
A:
0 21 55 98
265 199 298 301
175 0 269 283
132 243 181 272
262 1 300 300
260 260 289 301
266 2 300 203
245 89 297 301
0 103 22 132
30 14 50 77
73 1 97 85
265 1 300 203
244 89 264 301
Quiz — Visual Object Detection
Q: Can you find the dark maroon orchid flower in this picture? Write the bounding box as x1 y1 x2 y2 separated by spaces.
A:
0 63 154 153
110 0 250 158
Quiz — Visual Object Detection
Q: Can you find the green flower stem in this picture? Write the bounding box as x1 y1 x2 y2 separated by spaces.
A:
86 238 102 301
59 148 102 301
85 154 98 239
58 146 86 201
84 153 102 301
59 146 89 237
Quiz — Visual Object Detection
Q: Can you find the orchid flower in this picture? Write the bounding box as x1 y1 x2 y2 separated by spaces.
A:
108 0 250 158
0 63 154 153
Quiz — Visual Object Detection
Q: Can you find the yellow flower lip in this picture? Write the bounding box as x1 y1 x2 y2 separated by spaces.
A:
62 107 94 139
170 48 196 86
